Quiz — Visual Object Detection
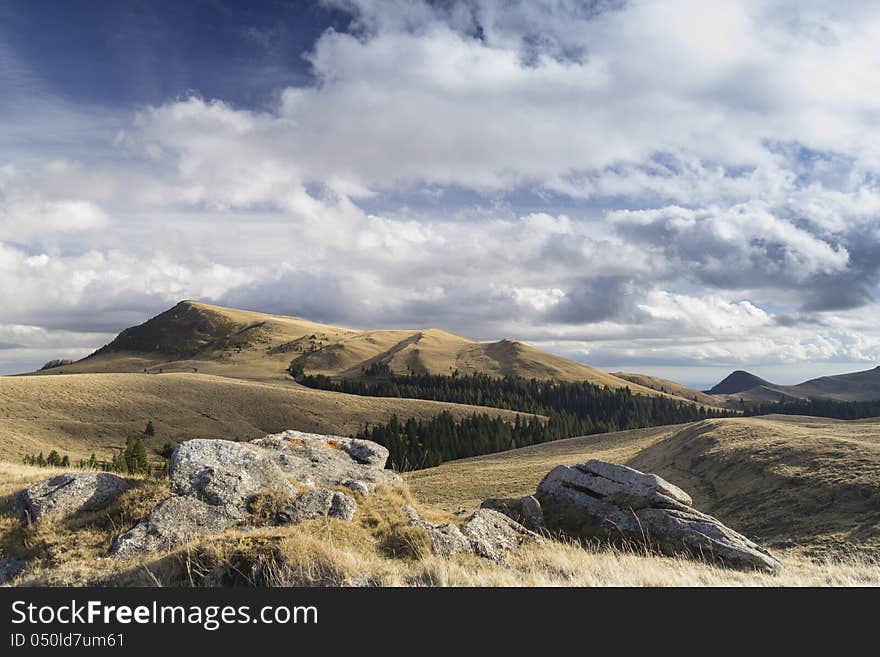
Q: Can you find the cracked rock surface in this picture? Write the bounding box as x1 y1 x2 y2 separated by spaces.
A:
13 473 130 523
250 430 401 491
534 459 781 572
404 506 542 563
110 432 386 557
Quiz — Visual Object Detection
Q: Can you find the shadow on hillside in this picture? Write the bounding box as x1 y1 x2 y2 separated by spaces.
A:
626 419 880 556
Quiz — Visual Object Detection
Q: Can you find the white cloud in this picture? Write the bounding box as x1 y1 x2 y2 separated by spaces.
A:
2 0 880 378
638 291 770 335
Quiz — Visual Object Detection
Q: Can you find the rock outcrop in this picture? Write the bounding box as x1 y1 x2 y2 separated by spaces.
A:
404 506 472 557
277 489 357 524
13 473 130 523
171 439 295 513
404 506 541 563
111 439 292 557
533 459 781 572
111 432 388 557
480 495 545 532
462 509 544 563
111 495 240 556
250 430 401 491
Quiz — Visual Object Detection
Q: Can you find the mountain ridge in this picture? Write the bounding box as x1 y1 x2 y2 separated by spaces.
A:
40 300 698 403
707 365 880 403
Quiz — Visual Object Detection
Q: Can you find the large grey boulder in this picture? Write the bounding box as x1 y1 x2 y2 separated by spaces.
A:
112 439 294 557
13 473 130 523
170 439 294 514
111 435 375 558
534 459 781 572
250 430 401 491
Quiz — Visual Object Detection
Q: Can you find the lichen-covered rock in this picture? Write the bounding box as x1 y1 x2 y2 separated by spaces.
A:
535 459 781 572
404 506 540 562
110 435 377 558
480 495 545 532
171 439 294 515
111 439 293 557
13 473 130 523
579 459 692 510
344 480 371 495
277 489 357 524
110 496 238 557
462 509 543 564
250 430 401 490
403 506 472 557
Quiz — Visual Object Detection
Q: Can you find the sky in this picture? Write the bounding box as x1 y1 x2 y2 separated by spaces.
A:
2 0 880 388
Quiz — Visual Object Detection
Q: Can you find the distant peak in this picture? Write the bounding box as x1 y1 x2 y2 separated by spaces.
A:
707 370 772 395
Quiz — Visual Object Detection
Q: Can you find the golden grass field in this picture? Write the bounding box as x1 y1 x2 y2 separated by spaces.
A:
407 415 880 557
1 462 877 587
0 372 535 463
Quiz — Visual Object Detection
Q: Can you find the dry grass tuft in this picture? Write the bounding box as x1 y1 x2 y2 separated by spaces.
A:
246 489 296 526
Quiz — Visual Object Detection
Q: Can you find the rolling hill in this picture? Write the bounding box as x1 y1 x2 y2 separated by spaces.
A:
1 300 739 470
792 366 880 402
0 372 534 463
613 372 720 406
406 415 880 556
34 300 698 402
707 366 880 404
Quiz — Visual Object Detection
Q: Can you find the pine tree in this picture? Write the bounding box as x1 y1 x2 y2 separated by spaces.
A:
133 438 149 473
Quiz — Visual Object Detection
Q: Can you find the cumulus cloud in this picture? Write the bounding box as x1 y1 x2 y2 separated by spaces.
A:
2 0 880 381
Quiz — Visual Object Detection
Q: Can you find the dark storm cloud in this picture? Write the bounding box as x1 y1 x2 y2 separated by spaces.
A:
609 202 872 312
213 270 355 327
0 342 25 350
546 275 639 324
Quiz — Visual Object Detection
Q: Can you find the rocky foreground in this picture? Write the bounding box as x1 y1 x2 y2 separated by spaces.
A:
484 460 781 572
8 430 782 579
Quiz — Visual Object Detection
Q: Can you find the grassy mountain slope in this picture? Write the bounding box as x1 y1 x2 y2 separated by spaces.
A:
33 300 699 402
613 372 721 406
407 415 880 556
0 372 533 463
707 366 880 404
791 366 880 402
